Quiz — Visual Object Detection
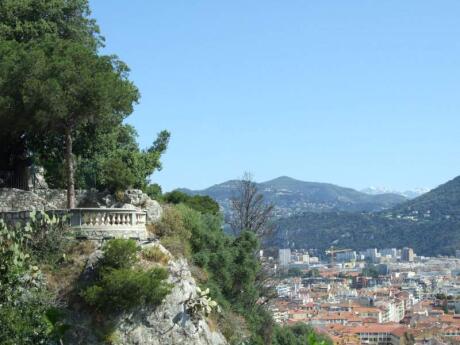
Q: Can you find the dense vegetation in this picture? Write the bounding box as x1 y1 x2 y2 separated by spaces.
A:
0 0 169 204
270 176 460 256
0 214 71 344
162 190 220 215
81 239 172 312
155 200 331 345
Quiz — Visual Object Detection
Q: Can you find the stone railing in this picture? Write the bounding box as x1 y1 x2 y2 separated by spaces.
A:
67 208 148 240
0 208 148 240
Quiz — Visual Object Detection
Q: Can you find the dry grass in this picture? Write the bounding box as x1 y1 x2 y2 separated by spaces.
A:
160 235 191 258
141 246 169 265
146 223 158 236
190 264 209 284
43 240 97 299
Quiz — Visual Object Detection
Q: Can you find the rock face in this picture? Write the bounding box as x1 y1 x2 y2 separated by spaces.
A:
121 189 163 224
115 243 227 345
65 242 228 345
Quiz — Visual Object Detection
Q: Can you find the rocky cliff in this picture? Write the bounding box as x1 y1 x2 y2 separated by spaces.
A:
64 242 227 345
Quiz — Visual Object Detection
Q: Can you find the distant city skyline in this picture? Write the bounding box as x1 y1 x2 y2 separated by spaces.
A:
91 1 460 192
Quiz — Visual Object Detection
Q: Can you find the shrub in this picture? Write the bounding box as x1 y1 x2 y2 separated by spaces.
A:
142 246 169 265
81 239 172 313
162 190 220 215
161 235 191 258
24 211 71 264
82 267 172 312
144 183 162 200
100 239 139 270
156 205 190 239
0 220 54 345
0 294 51 345
218 310 249 345
272 323 332 345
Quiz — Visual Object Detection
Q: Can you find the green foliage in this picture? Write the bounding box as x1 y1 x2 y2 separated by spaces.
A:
0 0 101 47
100 239 139 270
82 239 171 313
71 125 170 192
185 287 221 319
144 183 162 200
161 235 191 258
0 292 52 345
156 205 193 258
0 0 170 195
95 129 170 192
272 176 460 256
82 266 171 312
163 190 220 215
0 220 55 345
157 204 264 340
101 156 137 193
24 211 70 264
272 323 331 345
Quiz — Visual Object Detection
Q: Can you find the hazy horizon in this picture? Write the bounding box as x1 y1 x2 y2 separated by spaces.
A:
91 1 460 192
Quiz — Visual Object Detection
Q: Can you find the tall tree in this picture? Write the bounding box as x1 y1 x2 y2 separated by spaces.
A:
20 39 139 207
229 172 274 237
0 0 101 189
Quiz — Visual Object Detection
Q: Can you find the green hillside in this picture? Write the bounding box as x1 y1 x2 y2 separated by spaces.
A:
180 176 407 217
270 176 460 256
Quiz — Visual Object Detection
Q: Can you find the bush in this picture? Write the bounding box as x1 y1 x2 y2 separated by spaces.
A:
100 239 139 270
162 190 220 215
0 294 51 345
156 205 190 238
82 267 172 312
82 239 172 313
142 246 169 265
144 183 162 200
25 211 70 264
161 235 191 258
0 220 54 345
272 323 332 345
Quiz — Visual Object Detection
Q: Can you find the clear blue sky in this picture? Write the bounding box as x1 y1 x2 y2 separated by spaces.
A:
90 1 460 192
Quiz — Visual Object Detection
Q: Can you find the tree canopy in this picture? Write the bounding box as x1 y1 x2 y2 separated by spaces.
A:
0 0 169 201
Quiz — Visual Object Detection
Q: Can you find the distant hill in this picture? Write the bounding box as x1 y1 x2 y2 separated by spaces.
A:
269 176 460 256
179 176 407 218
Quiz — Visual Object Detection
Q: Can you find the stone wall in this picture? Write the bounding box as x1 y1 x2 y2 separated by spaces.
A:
0 188 53 211
0 188 162 223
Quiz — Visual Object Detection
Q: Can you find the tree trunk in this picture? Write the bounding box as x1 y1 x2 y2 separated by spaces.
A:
65 127 75 209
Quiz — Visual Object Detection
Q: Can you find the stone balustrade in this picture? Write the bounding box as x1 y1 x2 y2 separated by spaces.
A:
0 208 148 240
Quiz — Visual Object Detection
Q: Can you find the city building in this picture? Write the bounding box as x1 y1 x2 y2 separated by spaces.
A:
402 247 414 262
279 248 291 266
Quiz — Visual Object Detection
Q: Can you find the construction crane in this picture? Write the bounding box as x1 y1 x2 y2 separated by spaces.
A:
325 246 352 266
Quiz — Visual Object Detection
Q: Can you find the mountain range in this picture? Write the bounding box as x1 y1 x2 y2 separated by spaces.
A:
180 175 460 256
271 176 460 256
179 176 408 218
